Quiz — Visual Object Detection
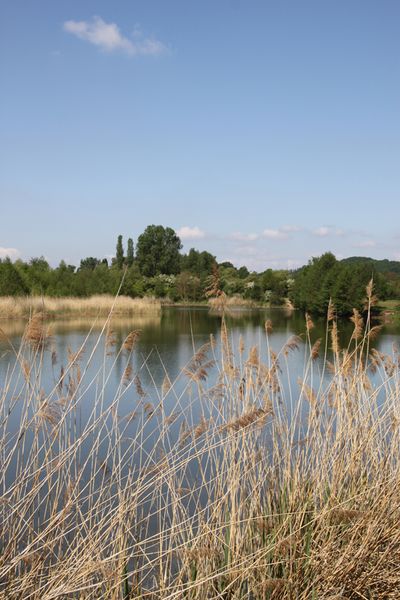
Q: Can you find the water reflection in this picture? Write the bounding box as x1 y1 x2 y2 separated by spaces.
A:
0 307 396 387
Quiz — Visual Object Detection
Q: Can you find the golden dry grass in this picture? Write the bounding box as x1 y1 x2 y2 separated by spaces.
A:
0 294 161 319
0 295 399 598
208 294 258 311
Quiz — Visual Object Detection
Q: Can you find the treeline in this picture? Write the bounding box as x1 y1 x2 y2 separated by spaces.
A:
0 225 291 305
289 252 391 315
1 225 399 315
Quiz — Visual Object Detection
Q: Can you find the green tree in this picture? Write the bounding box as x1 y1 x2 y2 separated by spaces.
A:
290 252 388 316
47 261 76 296
237 266 250 279
0 258 29 296
136 225 182 277
126 238 134 267
175 272 201 301
116 235 124 269
79 257 101 270
16 257 51 295
291 252 337 314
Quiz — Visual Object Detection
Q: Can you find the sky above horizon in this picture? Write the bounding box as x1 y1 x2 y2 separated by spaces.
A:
1 0 399 271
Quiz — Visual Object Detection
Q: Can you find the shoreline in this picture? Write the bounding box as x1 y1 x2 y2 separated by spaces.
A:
0 296 293 321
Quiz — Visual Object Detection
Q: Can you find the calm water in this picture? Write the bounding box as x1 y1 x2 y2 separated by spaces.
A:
1 306 399 396
1 306 399 544
1 306 399 431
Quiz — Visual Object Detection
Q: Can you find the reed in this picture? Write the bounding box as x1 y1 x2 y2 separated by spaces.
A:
0 296 399 598
0 295 161 319
208 295 258 311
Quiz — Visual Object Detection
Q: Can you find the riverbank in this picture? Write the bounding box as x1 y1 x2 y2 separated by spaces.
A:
0 294 293 320
0 295 161 319
376 299 400 323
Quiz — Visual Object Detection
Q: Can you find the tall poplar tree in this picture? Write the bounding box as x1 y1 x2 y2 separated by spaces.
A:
126 238 134 267
116 235 124 269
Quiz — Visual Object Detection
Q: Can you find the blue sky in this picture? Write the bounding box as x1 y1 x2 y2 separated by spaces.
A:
1 0 399 270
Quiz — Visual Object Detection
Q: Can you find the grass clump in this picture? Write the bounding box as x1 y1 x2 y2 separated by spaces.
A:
0 295 161 319
0 288 399 598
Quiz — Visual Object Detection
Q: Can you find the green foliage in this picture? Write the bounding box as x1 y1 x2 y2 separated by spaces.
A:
260 269 289 305
237 266 249 279
0 258 29 296
175 271 202 301
291 252 389 315
116 234 124 269
47 261 76 296
291 252 337 314
181 248 216 277
0 232 396 310
342 256 400 275
136 225 182 277
79 257 101 271
243 279 263 301
126 238 134 267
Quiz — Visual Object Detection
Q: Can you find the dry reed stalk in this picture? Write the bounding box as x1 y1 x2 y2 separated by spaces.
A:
305 312 314 332
123 330 141 352
350 308 364 340
246 346 259 367
327 298 335 322
24 312 51 349
283 334 302 356
105 325 117 353
311 338 321 360
301 381 317 406
331 321 340 354
134 374 146 397
161 374 172 396
1 306 400 599
122 364 133 386
184 342 215 382
238 335 245 355
193 416 209 438
221 406 270 432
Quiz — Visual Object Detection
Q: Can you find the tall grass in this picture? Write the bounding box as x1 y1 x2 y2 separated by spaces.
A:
0 290 399 598
0 295 161 319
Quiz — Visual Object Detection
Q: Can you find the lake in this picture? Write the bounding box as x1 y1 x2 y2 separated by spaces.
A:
0 305 398 449
1 305 399 391
1 306 399 596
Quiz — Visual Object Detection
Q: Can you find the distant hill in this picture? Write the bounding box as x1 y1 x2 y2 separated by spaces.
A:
341 257 400 275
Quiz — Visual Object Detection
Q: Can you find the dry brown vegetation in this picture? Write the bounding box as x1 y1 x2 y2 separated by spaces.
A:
0 295 161 319
0 287 399 598
208 294 258 311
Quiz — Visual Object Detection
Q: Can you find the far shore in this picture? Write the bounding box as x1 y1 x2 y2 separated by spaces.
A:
0 294 296 320
1 295 398 323
0 295 162 320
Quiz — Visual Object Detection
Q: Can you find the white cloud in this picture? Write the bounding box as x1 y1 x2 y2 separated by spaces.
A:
335 228 345 236
352 240 376 249
0 247 20 259
63 16 167 56
312 226 330 237
234 245 259 257
262 228 288 240
281 224 302 233
312 226 345 237
177 226 206 240
223 249 303 271
230 232 259 241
